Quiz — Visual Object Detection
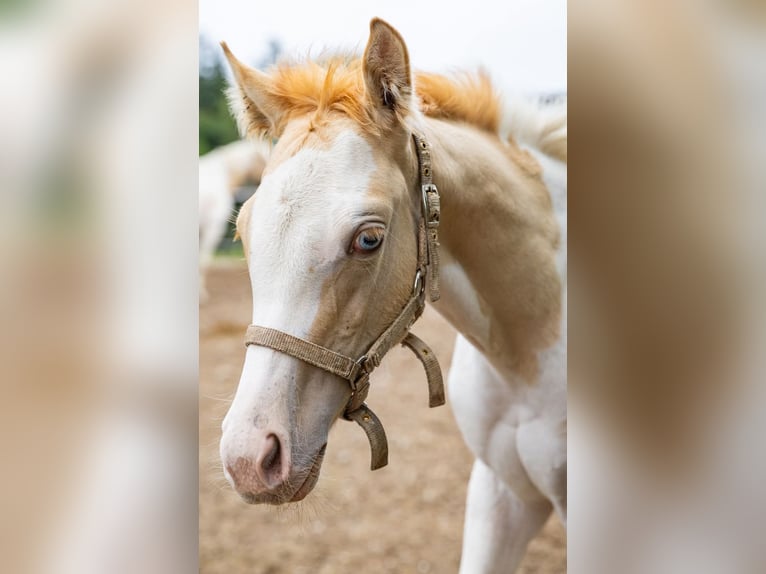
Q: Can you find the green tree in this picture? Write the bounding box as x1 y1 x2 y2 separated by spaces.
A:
199 36 283 156
199 36 239 155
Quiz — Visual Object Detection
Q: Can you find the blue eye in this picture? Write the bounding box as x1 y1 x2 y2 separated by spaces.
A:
352 226 385 254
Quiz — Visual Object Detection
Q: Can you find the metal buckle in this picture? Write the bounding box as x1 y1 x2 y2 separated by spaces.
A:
421 184 440 228
350 354 369 391
412 269 424 296
421 184 433 215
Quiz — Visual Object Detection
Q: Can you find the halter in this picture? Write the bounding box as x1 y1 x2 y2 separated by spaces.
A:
243 132 444 470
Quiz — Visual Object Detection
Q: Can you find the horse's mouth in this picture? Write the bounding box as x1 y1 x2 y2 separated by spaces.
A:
289 443 327 502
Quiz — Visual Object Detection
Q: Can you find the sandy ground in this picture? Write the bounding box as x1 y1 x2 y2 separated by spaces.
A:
200 262 566 573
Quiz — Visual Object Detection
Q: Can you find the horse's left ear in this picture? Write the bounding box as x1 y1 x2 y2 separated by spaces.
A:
363 18 413 125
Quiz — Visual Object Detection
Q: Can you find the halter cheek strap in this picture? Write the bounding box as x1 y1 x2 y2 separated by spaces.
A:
244 132 443 471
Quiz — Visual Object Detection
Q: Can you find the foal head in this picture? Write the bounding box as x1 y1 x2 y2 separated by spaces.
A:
219 19 423 503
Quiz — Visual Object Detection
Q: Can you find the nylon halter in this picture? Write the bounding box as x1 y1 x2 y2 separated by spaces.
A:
244 132 444 470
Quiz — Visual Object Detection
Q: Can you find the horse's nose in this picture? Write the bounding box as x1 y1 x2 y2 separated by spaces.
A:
224 431 290 496
255 433 285 488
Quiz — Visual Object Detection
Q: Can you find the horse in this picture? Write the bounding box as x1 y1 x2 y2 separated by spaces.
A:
218 18 566 573
199 139 271 301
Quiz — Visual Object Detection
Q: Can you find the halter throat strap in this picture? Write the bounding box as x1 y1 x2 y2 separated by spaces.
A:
244 132 443 470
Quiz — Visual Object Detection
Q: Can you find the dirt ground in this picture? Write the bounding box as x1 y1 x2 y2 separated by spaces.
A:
200 262 566 573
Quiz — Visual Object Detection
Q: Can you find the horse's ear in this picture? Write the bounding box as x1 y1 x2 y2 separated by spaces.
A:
363 18 413 125
220 42 285 138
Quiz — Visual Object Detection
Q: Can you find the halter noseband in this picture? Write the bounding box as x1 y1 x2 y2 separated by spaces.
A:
243 132 444 470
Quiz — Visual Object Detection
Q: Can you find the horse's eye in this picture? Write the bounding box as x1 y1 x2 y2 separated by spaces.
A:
351 225 385 254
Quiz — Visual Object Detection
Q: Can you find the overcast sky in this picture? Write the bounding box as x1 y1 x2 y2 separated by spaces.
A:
199 0 566 96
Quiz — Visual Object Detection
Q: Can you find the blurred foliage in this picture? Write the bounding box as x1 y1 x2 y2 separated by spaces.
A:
199 37 239 156
0 0 40 20
199 36 283 156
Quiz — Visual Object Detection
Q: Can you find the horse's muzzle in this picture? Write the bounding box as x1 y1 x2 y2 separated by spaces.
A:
222 431 326 505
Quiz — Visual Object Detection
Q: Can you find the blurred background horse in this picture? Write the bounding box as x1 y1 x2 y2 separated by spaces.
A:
199 139 270 300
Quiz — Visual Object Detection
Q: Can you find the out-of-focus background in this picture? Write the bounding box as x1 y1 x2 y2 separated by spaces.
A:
197 2 568 573
0 0 198 572
568 1 766 573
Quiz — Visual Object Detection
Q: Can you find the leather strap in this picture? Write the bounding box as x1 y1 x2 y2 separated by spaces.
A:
243 131 444 471
345 404 388 470
413 134 441 303
245 325 361 383
402 332 445 408
360 293 423 373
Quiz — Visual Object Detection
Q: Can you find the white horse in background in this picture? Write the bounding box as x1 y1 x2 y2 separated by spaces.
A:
219 18 566 573
199 139 271 300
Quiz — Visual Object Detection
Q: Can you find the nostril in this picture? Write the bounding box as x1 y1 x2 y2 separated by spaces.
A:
261 434 280 471
256 433 284 488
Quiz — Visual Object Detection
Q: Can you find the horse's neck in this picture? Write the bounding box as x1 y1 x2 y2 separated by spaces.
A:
422 118 565 383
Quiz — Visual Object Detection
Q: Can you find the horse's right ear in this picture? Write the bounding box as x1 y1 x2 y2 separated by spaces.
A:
221 42 285 138
363 18 413 127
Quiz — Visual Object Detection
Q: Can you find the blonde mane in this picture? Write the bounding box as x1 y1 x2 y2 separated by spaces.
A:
228 55 502 139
